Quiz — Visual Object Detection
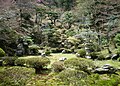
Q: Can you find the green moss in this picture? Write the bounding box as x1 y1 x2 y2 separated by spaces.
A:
0 66 34 86
56 69 87 85
86 74 120 86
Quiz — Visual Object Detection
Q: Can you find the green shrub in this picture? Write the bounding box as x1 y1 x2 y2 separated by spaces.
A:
77 44 84 49
51 61 65 72
97 54 105 60
77 49 86 57
67 37 80 45
15 57 50 74
15 58 26 66
89 52 105 60
44 49 51 56
50 48 58 53
88 45 95 52
0 48 5 57
65 29 76 36
118 57 120 61
50 72 120 86
1 57 17 66
114 34 120 46
93 43 101 52
45 50 51 56
56 69 87 85
29 44 40 55
0 66 34 86
62 49 72 53
117 47 120 54
89 52 99 60
85 74 120 86
64 58 94 73
51 48 63 53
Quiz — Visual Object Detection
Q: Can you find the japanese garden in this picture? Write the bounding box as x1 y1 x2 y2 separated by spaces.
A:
0 0 120 86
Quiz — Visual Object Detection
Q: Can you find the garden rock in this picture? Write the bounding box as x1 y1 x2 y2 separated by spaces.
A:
41 52 46 57
61 50 66 54
105 54 112 60
106 54 119 60
59 57 67 61
16 43 24 56
92 64 117 74
76 53 80 57
16 50 24 57
85 56 91 59
111 54 119 60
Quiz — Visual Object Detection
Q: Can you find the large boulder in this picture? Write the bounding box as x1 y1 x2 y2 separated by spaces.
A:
111 54 119 60
105 54 119 60
105 54 112 60
16 50 24 57
92 64 117 74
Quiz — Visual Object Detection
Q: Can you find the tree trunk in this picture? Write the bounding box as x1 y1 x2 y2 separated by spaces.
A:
35 68 42 74
107 47 112 54
34 66 43 74
20 9 22 29
35 12 38 23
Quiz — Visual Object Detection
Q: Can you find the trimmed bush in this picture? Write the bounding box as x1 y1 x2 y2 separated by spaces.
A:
0 48 5 57
55 72 120 86
51 48 63 53
114 34 120 46
89 52 99 60
0 66 34 86
64 58 95 73
1 57 17 66
15 58 26 66
15 57 50 74
51 61 65 72
29 44 40 55
89 52 105 60
45 50 51 56
86 74 120 86
97 54 105 60
62 49 72 53
43 49 51 56
77 49 86 57
56 69 87 85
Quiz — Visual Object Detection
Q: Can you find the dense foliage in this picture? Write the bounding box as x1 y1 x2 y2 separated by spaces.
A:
0 0 120 86
64 58 95 74
0 67 34 86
